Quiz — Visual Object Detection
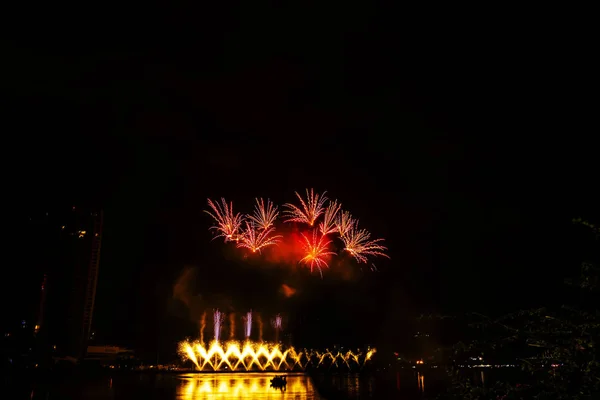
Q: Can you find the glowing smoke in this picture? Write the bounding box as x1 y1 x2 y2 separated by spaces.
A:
271 313 283 343
200 311 206 345
243 310 252 339
214 309 224 342
172 266 204 319
229 313 236 339
257 313 263 342
280 283 297 298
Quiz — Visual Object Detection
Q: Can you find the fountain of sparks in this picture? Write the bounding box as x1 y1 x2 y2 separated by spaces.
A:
178 339 376 372
213 309 224 342
243 310 252 339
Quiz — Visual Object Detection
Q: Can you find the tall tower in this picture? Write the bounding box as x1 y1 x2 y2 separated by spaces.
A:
79 210 103 360
25 205 105 363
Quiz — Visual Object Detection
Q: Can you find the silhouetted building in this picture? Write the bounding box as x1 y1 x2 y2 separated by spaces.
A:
25 206 103 363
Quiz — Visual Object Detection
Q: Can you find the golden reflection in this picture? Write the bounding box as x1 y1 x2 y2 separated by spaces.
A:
177 373 319 399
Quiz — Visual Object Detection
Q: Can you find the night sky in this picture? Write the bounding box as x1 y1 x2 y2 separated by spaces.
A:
3 9 597 358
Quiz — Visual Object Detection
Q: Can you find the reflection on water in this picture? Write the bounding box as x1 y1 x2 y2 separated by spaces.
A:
17 370 455 399
313 371 434 399
417 372 425 392
177 373 321 399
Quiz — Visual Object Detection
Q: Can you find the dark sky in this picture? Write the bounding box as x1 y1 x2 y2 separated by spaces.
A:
3 8 598 355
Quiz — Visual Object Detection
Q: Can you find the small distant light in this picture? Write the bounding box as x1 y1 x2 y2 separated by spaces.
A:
61 226 65 230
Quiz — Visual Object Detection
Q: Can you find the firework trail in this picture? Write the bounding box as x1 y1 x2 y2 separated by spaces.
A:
237 221 282 253
213 309 225 342
319 199 341 236
248 198 279 230
299 230 336 278
341 222 389 264
199 311 206 345
283 189 328 227
204 198 244 242
271 313 283 343
335 210 354 239
257 313 264 342
243 310 252 339
229 313 236 339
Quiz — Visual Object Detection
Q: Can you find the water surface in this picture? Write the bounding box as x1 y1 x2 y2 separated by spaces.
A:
16 371 448 399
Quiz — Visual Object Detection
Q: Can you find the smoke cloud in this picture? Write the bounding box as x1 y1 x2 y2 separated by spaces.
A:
172 265 205 324
280 283 297 298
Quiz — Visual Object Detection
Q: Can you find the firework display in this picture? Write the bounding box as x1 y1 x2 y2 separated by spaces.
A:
283 189 328 227
237 222 282 253
318 200 341 236
335 210 354 239
341 222 390 264
179 310 376 371
299 230 336 278
179 339 375 372
204 198 244 242
204 189 389 277
248 198 278 230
